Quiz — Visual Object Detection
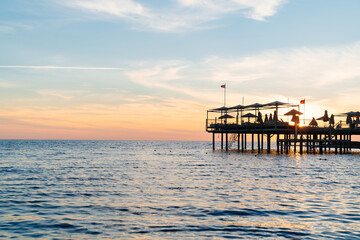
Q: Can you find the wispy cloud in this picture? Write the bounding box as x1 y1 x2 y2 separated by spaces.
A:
0 65 124 70
59 0 288 32
0 25 15 32
0 81 21 88
126 42 360 109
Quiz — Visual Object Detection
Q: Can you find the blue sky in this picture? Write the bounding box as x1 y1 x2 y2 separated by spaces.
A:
1 0 360 140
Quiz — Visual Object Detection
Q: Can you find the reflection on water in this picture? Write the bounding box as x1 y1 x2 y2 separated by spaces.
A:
0 140 359 239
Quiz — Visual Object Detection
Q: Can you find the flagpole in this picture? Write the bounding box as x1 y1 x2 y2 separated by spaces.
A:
224 84 226 107
304 99 306 125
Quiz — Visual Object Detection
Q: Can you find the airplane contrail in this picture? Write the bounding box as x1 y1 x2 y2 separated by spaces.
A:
0 65 124 70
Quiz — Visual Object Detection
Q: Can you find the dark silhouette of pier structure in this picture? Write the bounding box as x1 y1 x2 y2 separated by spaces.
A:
206 101 360 154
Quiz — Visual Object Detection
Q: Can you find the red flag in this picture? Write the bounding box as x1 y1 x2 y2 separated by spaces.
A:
221 84 226 88
300 99 305 104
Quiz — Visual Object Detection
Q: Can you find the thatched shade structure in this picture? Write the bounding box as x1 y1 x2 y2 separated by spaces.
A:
309 117 318 127
219 114 234 119
284 109 303 116
242 113 257 122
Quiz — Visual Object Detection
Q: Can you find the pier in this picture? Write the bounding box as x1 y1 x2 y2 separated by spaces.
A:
206 101 360 154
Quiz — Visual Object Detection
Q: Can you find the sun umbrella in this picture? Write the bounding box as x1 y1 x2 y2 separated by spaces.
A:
323 110 329 122
309 117 318 127
346 115 352 124
273 110 278 121
264 114 269 123
329 114 335 125
269 113 273 122
257 112 263 124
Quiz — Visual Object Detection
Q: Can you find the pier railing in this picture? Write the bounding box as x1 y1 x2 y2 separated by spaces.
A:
206 119 292 131
206 118 356 132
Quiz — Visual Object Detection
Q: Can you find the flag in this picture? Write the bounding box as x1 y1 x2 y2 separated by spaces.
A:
221 84 226 88
300 99 305 104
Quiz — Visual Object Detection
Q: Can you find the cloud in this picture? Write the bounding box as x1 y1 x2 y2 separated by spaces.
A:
0 65 123 70
0 25 15 32
126 42 360 109
59 0 287 32
0 81 21 88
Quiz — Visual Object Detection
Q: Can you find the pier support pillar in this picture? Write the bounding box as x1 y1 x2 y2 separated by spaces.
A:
226 133 228 151
276 134 279 154
335 135 338 154
300 134 303 155
261 134 264 150
257 134 261 153
306 134 309 153
212 133 215 150
221 133 223 150
237 133 240 151
350 134 352 151
340 135 343 154
241 134 244 152
267 134 271 153
244 134 247 150
251 133 254 152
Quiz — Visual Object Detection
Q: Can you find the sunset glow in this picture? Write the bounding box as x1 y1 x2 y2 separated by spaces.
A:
1 1 360 140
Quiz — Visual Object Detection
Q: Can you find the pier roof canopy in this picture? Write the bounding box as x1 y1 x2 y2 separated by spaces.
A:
209 106 229 112
245 103 263 109
345 111 360 117
228 104 245 110
208 101 298 113
263 101 288 107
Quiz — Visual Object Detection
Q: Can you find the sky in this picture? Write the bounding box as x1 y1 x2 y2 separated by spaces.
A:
0 0 360 140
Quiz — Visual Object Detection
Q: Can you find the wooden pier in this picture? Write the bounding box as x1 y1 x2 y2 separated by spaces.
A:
206 101 360 154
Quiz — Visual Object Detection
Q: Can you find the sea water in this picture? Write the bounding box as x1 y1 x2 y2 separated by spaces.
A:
0 140 359 239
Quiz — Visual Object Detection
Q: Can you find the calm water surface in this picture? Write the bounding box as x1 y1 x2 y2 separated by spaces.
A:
0 140 359 239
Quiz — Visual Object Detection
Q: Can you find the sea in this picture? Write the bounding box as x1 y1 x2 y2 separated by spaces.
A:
0 140 359 239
